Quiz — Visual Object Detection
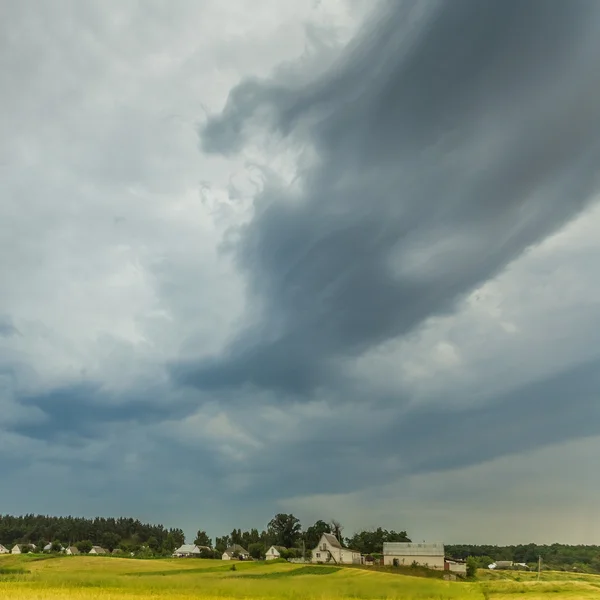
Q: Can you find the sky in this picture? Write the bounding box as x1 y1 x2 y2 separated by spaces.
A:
2 0 600 546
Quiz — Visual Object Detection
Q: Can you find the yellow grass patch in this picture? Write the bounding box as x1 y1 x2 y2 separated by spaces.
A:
2 555 600 599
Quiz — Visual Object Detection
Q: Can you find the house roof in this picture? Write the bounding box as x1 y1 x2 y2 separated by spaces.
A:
383 542 444 556
223 544 249 555
175 544 201 554
91 546 107 554
66 546 80 554
322 533 342 549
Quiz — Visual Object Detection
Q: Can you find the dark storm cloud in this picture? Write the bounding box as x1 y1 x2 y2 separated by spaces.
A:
230 357 600 501
175 0 600 394
0 316 18 337
14 382 193 442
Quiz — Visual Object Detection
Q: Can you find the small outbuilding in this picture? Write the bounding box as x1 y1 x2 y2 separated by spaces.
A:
265 546 286 560
222 544 250 560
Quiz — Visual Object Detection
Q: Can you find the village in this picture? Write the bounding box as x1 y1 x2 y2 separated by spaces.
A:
1 534 467 576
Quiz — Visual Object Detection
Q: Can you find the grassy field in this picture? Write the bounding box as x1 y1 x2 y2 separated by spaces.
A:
1 555 600 600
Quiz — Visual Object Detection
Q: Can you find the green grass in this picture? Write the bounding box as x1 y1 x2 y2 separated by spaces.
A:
1 554 600 599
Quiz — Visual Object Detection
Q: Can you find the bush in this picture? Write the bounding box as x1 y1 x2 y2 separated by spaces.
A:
230 564 237 571
76 540 93 554
466 557 478 579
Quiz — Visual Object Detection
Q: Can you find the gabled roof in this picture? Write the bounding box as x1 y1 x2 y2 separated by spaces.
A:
66 546 80 554
321 533 342 549
223 544 249 555
90 546 107 554
175 544 201 554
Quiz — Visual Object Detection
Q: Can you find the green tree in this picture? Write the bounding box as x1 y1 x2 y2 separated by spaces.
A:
194 530 212 547
466 556 478 579
50 540 62 553
249 543 264 560
215 536 231 553
163 533 177 555
101 532 121 552
77 540 93 554
303 520 332 550
147 536 160 553
199 547 215 559
268 514 302 549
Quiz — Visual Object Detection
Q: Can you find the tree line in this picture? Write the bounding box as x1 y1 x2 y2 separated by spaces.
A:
446 544 600 574
0 514 185 555
4 514 597 574
0 513 409 559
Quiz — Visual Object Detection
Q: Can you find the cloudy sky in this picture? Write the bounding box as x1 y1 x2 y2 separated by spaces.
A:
3 0 600 546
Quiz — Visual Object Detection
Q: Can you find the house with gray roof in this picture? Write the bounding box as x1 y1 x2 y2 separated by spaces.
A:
266 545 286 560
173 544 211 557
222 544 250 560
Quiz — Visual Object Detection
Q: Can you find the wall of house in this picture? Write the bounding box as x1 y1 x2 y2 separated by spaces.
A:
222 553 232 560
383 554 445 569
340 549 361 564
446 562 467 575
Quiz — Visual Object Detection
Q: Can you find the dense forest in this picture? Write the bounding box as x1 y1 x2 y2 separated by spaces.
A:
2 514 599 573
445 544 600 573
0 514 185 555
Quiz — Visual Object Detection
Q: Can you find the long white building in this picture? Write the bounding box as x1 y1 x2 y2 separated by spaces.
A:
383 542 445 569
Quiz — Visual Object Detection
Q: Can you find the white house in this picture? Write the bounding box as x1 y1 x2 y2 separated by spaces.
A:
383 542 445 569
43 542 63 553
11 544 35 554
65 546 80 555
0 544 9 554
265 546 286 560
173 544 209 557
89 546 107 555
311 533 361 565
222 544 250 560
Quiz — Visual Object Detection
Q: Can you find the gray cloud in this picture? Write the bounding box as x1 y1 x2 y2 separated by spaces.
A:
0 316 18 337
177 0 600 395
3 0 600 545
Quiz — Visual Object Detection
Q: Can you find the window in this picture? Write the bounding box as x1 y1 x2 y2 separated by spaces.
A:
316 553 321 558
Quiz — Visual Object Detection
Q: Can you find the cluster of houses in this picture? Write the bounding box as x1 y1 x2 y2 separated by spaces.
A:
1 534 467 577
0 543 115 556
173 534 467 576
